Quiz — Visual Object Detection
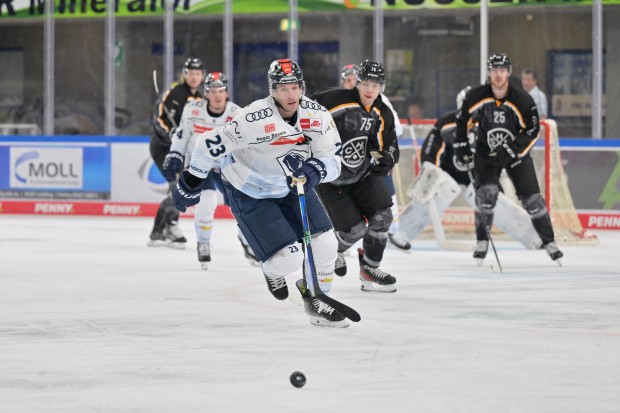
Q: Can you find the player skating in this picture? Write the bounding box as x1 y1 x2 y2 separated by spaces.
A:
454 53 563 264
148 57 205 249
163 72 259 269
171 59 350 327
312 60 400 292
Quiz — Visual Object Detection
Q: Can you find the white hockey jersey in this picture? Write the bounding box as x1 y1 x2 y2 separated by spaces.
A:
189 95 342 199
170 99 241 168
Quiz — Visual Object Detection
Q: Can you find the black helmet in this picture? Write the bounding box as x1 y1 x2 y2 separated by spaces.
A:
356 60 386 84
267 59 304 90
183 57 205 74
204 72 228 93
340 64 359 80
487 53 512 73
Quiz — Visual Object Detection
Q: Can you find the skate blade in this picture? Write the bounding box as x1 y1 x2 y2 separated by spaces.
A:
165 241 186 250
360 280 397 293
308 316 350 328
200 262 209 270
288 293 304 307
476 258 484 267
147 240 166 247
247 258 262 267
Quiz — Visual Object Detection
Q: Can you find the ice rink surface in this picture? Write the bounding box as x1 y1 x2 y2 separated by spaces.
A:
1 215 619 412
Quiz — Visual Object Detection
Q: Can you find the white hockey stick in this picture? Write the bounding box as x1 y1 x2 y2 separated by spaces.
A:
428 198 471 251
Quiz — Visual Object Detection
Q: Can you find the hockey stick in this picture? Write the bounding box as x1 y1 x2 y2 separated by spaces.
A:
468 170 503 273
152 69 160 95
295 181 361 323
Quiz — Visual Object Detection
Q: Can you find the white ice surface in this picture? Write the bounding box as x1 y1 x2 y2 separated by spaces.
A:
1 215 619 412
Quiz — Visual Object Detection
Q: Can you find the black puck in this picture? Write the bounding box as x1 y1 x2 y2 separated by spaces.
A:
290 371 306 388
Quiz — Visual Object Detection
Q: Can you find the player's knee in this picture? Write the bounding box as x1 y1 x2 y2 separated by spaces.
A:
476 184 499 214
368 207 393 234
336 221 366 247
521 193 548 218
262 242 304 276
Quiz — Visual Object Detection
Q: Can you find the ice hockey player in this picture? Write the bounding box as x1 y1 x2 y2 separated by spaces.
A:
163 72 259 269
399 86 544 255
340 64 411 251
171 59 349 327
454 53 563 263
148 57 205 249
312 60 400 293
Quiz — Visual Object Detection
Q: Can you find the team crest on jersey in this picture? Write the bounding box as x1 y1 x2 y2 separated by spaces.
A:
300 118 322 130
342 136 368 168
487 127 514 150
277 150 309 176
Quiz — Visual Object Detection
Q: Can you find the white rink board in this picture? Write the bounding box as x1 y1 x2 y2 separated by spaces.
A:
0 215 619 412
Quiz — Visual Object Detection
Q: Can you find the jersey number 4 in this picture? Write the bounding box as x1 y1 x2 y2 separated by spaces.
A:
205 134 227 158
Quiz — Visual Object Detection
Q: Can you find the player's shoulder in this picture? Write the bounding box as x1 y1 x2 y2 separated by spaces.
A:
438 109 459 125
310 87 354 108
184 99 206 109
299 95 328 115
508 87 536 109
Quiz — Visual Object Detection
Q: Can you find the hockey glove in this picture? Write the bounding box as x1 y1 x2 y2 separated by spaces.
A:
489 140 518 166
453 141 473 168
287 157 327 194
162 151 184 182
370 150 395 176
171 171 203 212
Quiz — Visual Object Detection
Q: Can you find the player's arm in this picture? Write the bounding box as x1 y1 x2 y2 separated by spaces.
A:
511 98 540 157
308 114 342 184
420 121 444 166
369 104 399 176
154 87 183 137
454 95 474 165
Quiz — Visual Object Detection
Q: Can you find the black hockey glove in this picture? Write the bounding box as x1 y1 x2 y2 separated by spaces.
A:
162 151 184 182
172 171 203 212
453 141 473 167
489 140 518 166
287 157 327 194
370 150 395 176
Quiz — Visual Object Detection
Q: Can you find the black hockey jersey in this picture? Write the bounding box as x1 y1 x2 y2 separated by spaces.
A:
455 83 539 159
311 87 399 186
152 82 203 145
420 109 470 186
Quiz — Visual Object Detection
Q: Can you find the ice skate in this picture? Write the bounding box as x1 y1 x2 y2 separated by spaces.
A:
295 280 349 328
544 241 563 265
163 222 187 249
358 248 397 293
388 232 412 251
237 235 261 266
334 252 347 277
263 271 288 300
473 240 489 266
147 230 166 247
197 242 211 270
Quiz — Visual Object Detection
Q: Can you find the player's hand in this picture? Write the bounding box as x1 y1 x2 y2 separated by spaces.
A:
171 172 202 212
370 150 395 176
287 157 326 195
162 151 184 182
453 141 474 169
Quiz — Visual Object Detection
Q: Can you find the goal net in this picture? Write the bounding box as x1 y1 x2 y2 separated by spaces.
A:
392 119 598 246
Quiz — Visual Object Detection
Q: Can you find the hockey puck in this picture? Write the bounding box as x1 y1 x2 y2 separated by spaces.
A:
290 371 306 388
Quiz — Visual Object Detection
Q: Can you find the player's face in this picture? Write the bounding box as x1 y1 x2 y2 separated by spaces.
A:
184 69 205 91
342 74 356 90
357 80 382 107
207 87 228 113
273 83 302 116
489 67 510 89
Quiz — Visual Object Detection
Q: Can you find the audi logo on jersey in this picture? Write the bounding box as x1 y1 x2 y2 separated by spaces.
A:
487 127 515 150
299 100 326 111
245 108 274 122
341 136 368 168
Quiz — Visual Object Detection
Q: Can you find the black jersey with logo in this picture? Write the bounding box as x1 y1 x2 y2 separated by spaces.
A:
420 109 470 186
311 87 399 186
455 83 539 158
152 82 203 145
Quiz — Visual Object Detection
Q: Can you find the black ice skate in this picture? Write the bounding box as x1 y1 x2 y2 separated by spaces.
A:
197 242 211 270
147 230 166 247
237 235 261 266
473 240 489 266
163 222 187 249
295 280 349 328
263 271 289 300
334 252 347 277
358 248 397 293
388 232 412 251
544 241 563 265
